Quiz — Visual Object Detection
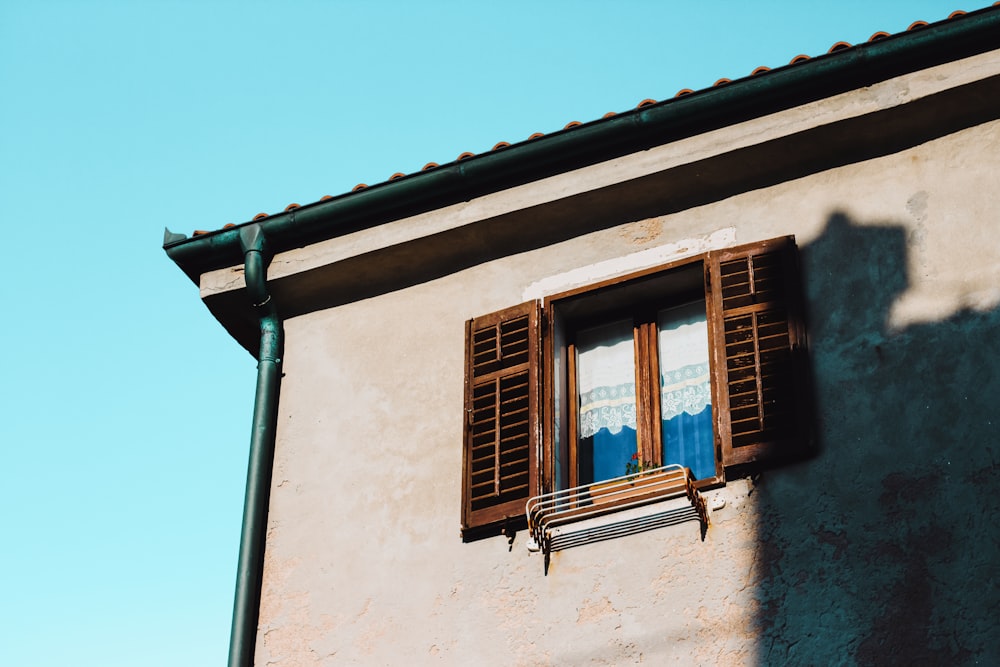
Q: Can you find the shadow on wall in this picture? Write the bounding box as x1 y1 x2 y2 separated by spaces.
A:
751 212 1000 665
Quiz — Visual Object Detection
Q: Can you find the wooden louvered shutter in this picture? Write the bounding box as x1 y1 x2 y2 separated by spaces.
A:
708 236 811 469
461 301 541 536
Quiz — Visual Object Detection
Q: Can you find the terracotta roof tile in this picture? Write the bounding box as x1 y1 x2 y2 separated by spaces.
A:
203 6 992 230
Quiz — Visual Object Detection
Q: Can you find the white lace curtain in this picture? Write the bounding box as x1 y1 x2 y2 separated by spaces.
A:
578 302 709 438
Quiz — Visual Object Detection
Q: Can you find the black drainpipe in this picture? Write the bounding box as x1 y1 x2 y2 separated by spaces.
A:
229 223 283 667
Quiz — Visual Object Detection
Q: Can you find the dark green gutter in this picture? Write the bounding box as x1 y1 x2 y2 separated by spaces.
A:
164 6 1000 286
229 225 282 667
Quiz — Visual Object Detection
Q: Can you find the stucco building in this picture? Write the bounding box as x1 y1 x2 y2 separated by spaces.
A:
166 7 1000 665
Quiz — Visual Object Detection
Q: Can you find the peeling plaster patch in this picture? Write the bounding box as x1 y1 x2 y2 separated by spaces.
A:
522 228 737 301
259 556 301 628
694 601 756 666
198 265 247 299
353 601 401 657
620 216 664 245
608 637 644 664
905 191 930 274
751 514 790 637
855 524 969 665
576 596 616 624
477 579 542 664
906 191 929 225
879 471 939 522
966 459 1000 486
257 556 338 666
813 527 850 561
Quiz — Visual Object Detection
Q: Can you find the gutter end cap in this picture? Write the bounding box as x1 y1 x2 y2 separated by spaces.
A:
163 227 188 247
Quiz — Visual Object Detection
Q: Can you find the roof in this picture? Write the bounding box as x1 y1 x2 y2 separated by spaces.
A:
164 4 1000 284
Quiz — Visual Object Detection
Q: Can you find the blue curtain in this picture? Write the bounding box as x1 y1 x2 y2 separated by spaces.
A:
661 404 714 480
581 426 638 485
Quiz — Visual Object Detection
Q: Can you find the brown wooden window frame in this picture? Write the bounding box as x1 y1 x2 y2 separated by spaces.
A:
543 255 724 494
462 236 810 539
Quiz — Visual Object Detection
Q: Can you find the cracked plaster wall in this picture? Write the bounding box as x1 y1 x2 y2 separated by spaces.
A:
251 115 1000 666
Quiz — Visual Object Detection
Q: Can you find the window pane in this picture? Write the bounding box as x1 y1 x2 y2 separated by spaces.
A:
576 319 636 485
658 301 714 480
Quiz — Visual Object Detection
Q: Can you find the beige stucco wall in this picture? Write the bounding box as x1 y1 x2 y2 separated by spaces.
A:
226 50 1000 665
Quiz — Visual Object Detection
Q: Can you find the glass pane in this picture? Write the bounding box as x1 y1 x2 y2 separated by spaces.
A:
658 301 714 480
576 319 636 485
552 312 566 491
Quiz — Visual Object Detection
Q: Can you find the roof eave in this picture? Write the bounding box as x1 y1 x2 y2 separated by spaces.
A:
164 6 1000 285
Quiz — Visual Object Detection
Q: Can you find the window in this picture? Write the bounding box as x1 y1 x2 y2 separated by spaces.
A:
462 236 810 537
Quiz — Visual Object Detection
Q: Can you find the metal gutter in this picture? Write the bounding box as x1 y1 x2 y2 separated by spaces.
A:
164 6 1000 286
229 224 282 667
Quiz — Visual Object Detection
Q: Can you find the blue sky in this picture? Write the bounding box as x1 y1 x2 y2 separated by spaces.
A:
0 1 973 664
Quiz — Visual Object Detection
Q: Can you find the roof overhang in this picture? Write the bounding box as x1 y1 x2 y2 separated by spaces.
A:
163 7 1000 355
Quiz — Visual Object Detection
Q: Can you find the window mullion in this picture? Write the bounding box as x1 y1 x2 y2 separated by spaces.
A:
634 321 662 467
647 321 664 466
